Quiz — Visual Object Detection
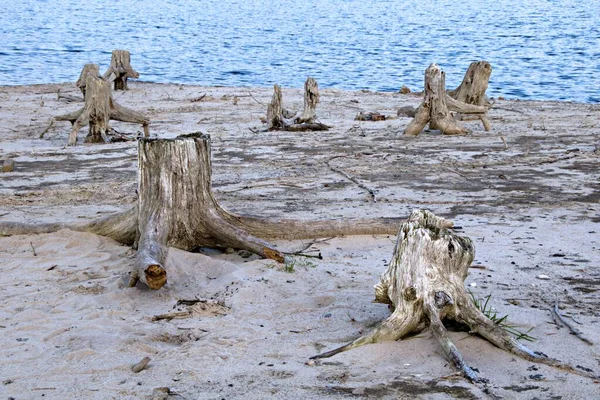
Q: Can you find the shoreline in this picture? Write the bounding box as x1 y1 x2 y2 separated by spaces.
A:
0 82 599 399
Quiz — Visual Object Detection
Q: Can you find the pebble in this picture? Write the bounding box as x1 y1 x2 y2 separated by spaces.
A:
469 282 477 287
537 274 550 280
1 159 14 172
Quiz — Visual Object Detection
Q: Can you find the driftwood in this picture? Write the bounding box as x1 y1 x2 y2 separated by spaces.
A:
76 63 100 97
448 61 492 131
53 75 149 145
404 64 488 136
103 50 139 91
266 78 330 131
0 133 404 289
313 210 597 382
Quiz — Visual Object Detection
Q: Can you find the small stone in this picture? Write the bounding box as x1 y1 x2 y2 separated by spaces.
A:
469 282 477 287
397 105 416 118
537 274 550 280
2 159 15 172
305 360 315 366
399 85 411 94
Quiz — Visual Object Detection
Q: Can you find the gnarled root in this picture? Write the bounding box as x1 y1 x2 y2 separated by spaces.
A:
313 210 597 382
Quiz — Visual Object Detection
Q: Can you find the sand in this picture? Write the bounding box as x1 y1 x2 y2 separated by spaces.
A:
0 82 599 399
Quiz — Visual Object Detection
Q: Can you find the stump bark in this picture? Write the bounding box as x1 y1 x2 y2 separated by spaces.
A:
448 61 493 131
267 85 285 130
404 64 488 136
313 209 596 382
103 50 139 91
76 63 100 97
55 75 149 146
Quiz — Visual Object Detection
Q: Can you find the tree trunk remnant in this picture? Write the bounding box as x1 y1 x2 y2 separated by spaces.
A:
404 64 488 136
295 77 320 124
131 133 287 289
0 132 407 289
265 79 329 131
55 75 149 146
76 63 100 97
448 61 493 131
312 209 597 382
103 50 139 91
267 85 285 130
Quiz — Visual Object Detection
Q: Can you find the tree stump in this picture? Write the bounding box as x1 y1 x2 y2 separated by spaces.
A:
132 133 287 289
103 50 139 91
404 64 488 136
267 85 285 130
76 63 100 97
55 75 149 146
448 61 492 131
295 77 320 124
313 209 596 381
265 79 329 131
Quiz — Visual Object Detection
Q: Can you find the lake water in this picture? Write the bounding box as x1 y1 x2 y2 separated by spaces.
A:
1 0 599 102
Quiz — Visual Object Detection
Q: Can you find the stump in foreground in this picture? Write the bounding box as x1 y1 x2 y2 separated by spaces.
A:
103 50 139 91
312 209 596 382
404 64 488 136
448 61 493 131
54 75 149 145
1 133 404 289
266 78 329 131
76 63 100 97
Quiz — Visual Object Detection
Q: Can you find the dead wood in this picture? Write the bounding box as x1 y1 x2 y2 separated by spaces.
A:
551 300 593 345
355 112 386 121
131 357 151 373
404 64 489 136
103 50 139 91
312 209 597 382
266 78 330 131
448 61 493 131
295 77 320 124
54 75 149 145
76 63 100 97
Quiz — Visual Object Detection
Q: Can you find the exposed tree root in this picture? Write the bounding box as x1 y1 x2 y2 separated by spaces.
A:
312 210 597 382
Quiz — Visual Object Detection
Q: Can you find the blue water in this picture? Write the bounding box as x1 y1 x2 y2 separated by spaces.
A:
1 0 599 102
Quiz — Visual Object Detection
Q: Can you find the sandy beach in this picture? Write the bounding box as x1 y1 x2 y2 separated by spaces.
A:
0 82 599 399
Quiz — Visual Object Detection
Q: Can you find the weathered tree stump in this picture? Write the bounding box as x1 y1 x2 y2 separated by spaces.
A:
54 75 149 145
295 77 320 124
267 84 285 130
265 78 329 131
312 209 596 381
404 64 488 136
76 63 100 97
132 133 289 289
448 61 493 131
103 50 139 91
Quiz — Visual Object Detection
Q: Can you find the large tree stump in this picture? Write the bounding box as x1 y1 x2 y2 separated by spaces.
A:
448 61 493 131
404 64 488 136
76 63 100 97
103 50 139 91
313 209 596 382
265 79 329 132
132 133 287 289
55 75 149 145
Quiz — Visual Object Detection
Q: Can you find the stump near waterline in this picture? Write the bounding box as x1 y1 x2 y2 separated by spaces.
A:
266 77 329 131
404 64 488 136
449 61 493 131
76 63 100 97
52 75 149 145
103 50 139 91
313 210 596 382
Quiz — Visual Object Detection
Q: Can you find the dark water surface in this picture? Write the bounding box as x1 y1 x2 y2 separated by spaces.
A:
1 0 599 102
